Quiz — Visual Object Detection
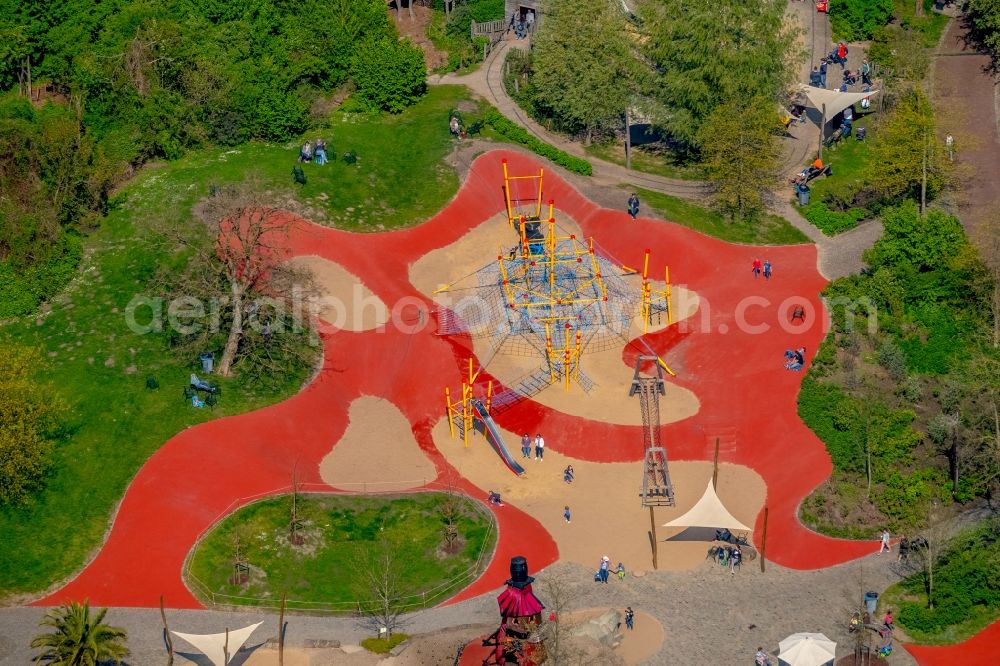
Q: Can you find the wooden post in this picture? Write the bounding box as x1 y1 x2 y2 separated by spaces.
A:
224 628 230 665
278 592 286 666
760 506 769 573
712 437 720 489
160 595 173 666
648 506 658 569
819 103 827 160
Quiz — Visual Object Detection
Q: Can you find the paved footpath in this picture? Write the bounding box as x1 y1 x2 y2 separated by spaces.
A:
431 12 882 282
1 553 922 665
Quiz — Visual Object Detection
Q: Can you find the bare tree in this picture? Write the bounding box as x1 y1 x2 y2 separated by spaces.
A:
535 568 583 666
155 183 319 380
358 536 407 639
909 504 958 610
438 472 464 555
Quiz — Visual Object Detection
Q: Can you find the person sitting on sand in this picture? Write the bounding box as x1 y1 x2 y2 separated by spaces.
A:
563 465 574 484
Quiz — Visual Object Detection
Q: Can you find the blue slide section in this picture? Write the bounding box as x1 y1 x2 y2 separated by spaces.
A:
470 400 525 476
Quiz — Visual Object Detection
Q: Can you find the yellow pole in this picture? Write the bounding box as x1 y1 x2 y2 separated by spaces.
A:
536 170 544 218
547 199 554 221
574 330 582 381
486 380 493 413
545 322 555 383
642 250 651 334
445 387 454 439
502 159 513 227
462 380 471 448
665 266 673 324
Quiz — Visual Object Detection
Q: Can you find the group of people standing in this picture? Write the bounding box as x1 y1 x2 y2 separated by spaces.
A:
751 258 773 280
520 432 545 460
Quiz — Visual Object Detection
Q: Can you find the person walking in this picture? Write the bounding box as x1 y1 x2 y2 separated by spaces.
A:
627 193 640 220
599 556 610 583
563 465 574 483
525 8 535 33
624 607 634 630
534 433 545 461
763 260 772 280
837 41 848 69
898 535 910 562
521 433 531 459
860 58 872 86
819 58 828 88
564 505 571 523
752 258 762 279
879 529 891 554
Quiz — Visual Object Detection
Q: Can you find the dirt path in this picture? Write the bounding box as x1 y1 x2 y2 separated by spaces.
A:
391 4 448 71
932 14 1000 240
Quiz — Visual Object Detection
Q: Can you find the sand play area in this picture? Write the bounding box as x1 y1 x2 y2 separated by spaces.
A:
409 212 702 426
286 255 389 331
432 418 765 573
319 397 437 492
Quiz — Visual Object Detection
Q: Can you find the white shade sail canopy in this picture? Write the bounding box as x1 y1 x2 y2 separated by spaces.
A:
798 85 879 119
778 632 837 666
662 479 752 531
172 622 263 666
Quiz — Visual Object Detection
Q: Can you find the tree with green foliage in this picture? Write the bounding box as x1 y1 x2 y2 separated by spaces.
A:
865 88 949 208
966 0 1000 56
864 201 967 272
829 0 893 41
530 0 646 142
696 97 781 220
31 601 129 665
351 37 427 113
0 345 63 506
637 0 798 149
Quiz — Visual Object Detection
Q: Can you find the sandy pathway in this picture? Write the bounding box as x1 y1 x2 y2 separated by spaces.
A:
285 255 389 331
432 418 766 573
319 397 437 492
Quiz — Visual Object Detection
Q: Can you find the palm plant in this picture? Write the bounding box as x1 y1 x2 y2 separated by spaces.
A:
31 600 129 665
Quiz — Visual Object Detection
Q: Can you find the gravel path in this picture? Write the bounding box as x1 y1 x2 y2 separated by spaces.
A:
0 552 920 665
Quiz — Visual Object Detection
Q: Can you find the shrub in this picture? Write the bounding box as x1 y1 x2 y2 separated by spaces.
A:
877 341 908 381
351 38 427 113
484 110 593 175
829 0 894 41
361 633 408 654
801 202 866 236
0 235 82 319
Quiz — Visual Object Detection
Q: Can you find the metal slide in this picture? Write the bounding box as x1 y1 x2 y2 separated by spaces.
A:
470 400 525 476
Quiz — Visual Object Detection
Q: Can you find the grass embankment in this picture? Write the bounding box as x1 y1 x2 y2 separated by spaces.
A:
636 188 810 245
879 519 1000 644
585 142 704 181
797 114 875 236
0 86 477 599
187 493 495 610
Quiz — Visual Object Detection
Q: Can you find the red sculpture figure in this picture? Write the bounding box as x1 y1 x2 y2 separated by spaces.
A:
482 556 546 665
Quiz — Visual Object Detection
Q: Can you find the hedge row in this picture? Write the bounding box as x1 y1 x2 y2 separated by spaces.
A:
801 202 867 236
484 110 593 176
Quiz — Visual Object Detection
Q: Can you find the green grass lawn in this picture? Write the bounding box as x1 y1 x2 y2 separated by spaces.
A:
187 493 495 611
0 86 479 599
879 582 1000 645
796 114 876 235
894 0 950 47
584 142 704 181
635 188 811 245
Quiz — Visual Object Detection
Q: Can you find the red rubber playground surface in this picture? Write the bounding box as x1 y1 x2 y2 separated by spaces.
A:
34 150 997 661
